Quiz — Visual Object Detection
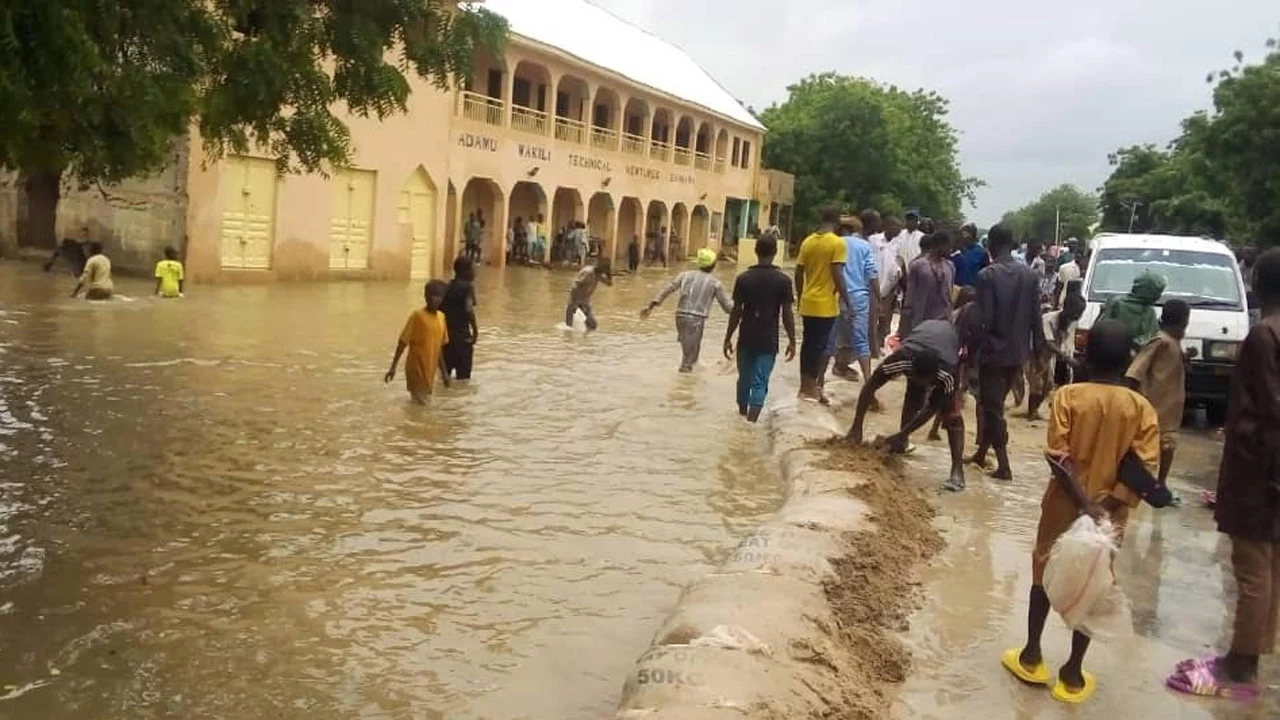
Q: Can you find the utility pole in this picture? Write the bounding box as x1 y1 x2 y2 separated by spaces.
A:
1124 201 1142 233
1054 205 1061 247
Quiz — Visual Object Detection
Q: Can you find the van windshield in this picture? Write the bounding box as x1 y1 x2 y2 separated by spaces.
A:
1088 247 1242 309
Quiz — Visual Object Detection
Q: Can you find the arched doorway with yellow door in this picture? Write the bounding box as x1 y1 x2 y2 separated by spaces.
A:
398 166 438 279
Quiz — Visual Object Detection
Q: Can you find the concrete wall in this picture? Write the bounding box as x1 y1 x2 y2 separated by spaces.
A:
0 143 189 274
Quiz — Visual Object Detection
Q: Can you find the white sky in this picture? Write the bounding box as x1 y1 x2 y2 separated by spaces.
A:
592 0 1278 224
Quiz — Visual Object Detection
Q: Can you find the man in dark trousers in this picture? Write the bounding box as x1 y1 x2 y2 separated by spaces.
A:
968 223 1045 480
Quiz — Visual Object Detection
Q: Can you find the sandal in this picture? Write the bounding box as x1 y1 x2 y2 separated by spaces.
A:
1052 671 1096 704
1001 648 1049 686
1166 658 1261 701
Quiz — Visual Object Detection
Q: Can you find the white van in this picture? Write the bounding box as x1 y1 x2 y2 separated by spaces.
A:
1077 233 1248 420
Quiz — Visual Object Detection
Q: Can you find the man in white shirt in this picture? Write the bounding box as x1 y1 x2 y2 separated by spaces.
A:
871 215 906 357
1055 254 1083 308
897 210 925 267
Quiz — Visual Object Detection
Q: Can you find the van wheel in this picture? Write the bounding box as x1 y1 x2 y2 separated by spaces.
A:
1206 403 1228 427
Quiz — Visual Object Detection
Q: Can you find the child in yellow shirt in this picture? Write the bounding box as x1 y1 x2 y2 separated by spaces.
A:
385 279 451 403
154 247 185 298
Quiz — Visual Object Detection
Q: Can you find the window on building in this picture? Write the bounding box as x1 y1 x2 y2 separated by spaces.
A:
556 92 569 118
512 78 532 108
593 104 611 128
626 114 643 136
732 138 741 166
740 141 752 169
536 84 547 112
486 69 503 99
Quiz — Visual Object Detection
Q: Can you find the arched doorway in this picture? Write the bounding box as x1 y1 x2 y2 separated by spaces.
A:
690 205 711 252
587 193 615 261
509 181 548 263
617 196 643 268
460 177 506 266
650 108 673 160
551 187 584 263
511 61 552 135
670 203 690 260
554 75 590 144
645 200 669 266
621 98 650 155
399 167 438 279
444 181 459 261
714 130 729 173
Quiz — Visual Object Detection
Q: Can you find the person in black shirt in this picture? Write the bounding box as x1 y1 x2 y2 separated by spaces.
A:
441 256 479 380
847 319 968 490
969 223 1046 480
724 234 796 422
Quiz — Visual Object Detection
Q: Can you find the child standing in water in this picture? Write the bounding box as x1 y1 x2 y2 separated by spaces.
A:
385 279 452 404
724 234 796 421
565 258 612 331
154 246 185 298
642 248 733 372
441 257 479 381
1003 319 1160 703
70 242 113 300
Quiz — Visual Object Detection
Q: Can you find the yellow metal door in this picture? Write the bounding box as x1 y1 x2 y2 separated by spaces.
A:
329 168 376 270
219 156 276 269
402 170 437 279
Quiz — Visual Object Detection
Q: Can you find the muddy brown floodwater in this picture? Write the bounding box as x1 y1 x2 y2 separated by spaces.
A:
841 381 1280 720
0 260 787 719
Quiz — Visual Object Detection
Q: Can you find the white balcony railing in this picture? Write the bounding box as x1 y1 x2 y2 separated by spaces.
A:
590 126 619 151
511 105 548 135
650 141 670 162
459 91 504 126
555 116 587 144
621 133 647 156
673 147 692 166
714 157 727 174
694 152 712 171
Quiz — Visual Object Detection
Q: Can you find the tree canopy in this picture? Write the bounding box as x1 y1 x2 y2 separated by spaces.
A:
1098 37 1280 245
0 0 507 247
758 72 980 231
999 184 1098 244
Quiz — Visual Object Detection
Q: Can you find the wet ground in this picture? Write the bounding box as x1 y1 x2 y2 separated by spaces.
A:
0 260 785 720
843 382 1280 719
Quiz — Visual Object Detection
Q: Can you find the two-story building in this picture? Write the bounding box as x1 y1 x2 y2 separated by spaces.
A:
2 0 792 282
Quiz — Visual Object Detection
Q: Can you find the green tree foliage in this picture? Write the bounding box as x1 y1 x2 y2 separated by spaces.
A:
0 0 507 248
1098 37 1280 245
999 184 1098 243
758 72 981 231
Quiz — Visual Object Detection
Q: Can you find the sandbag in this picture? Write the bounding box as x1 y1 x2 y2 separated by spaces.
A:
653 571 835 653
1043 515 1132 640
618 643 821 716
720 525 843 582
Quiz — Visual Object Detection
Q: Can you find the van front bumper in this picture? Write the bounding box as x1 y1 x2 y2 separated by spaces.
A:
1186 360 1234 405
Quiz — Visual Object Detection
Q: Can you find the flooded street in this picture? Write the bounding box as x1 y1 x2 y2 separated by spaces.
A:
0 261 786 719
846 389 1280 720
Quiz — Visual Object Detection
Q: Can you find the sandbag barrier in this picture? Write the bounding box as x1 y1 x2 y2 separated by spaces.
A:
614 386 887 720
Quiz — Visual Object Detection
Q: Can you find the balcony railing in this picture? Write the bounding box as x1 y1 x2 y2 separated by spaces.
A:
714 157 727 174
460 91 504 126
694 152 712 171
590 126 619 151
650 141 670 162
511 105 548 135
555 116 587 144
673 147 692 166
621 133 647 156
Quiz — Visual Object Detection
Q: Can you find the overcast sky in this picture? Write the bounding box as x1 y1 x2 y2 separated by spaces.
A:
593 0 1277 224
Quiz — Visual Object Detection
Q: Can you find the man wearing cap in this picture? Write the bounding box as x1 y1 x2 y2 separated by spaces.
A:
642 247 734 372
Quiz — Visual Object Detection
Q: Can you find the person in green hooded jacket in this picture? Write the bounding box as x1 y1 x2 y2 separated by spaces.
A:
1101 271 1167 349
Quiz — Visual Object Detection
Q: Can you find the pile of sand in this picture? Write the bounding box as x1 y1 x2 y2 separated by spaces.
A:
813 440 944 720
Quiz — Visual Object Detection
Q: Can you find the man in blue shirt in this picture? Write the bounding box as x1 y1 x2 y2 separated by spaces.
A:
951 223 989 287
831 212 880 382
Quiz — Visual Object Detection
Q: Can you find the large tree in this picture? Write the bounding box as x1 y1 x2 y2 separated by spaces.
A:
999 184 1098 244
0 0 506 249
758 72 980 231
1097 38 1280 245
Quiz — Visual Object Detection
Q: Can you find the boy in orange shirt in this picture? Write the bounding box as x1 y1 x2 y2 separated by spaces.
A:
1003 319 1160 703
385 279 452 403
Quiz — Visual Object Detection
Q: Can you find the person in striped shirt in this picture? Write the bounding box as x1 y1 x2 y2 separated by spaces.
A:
642 248 733 372
846 319 967 491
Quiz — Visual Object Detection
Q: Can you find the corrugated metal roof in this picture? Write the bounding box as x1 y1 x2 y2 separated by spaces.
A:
477 0 765 131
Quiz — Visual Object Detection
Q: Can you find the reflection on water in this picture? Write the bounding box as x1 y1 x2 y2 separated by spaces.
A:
0 261 785 719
